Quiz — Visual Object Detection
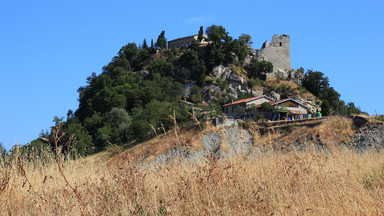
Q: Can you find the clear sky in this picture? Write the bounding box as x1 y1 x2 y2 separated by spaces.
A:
1 0 383 150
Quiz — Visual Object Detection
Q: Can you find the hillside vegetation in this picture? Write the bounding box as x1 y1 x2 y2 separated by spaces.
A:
2 126 384 215
3 25 362 157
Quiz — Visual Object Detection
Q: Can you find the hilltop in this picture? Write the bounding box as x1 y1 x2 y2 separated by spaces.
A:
9 25 364 157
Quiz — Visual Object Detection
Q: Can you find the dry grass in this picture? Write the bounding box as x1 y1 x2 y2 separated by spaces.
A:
272 116 357 148
2 146 384 215
264 78 320 103
2 118 384 215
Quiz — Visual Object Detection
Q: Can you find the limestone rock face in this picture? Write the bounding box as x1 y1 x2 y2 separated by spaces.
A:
182 82 196 97
348 123 384 150
204 65 259 102
202 84 221 102
268 91 281 101
287 71 304 85
210 65 232 80
294 96 321 114
200 125 254 156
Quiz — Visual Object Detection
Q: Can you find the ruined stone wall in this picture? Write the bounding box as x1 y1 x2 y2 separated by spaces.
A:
255 34 292 72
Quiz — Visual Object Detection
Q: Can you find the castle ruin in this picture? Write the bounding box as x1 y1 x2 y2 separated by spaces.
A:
253 34 291 72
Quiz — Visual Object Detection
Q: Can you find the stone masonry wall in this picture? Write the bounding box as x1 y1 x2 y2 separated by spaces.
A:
255 34 292 72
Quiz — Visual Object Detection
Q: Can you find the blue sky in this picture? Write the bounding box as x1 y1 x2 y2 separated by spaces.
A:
1 0 383 150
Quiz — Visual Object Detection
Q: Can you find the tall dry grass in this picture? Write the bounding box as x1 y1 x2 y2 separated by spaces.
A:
2 144 384 215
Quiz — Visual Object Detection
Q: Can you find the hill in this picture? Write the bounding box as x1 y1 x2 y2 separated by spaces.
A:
10 25 364 158
2 116 384 215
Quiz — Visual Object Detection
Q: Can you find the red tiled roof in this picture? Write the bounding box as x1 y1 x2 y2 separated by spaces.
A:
223 96 265 107
290 110 304 115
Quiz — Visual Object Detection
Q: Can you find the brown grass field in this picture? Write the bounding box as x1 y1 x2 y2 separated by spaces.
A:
1 117 384 215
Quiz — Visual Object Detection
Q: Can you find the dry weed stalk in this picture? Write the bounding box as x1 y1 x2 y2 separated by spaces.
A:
52 126 93 216
0 168 10 194
107 141 141 172
17 159 63 209
149 124 158 137
189 112 202 131
169 110 182 146
160 123 166 134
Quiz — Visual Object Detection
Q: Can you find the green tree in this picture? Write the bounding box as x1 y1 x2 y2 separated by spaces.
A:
147 59 175 79
321 100 331 116
198 26 204 42
239 33 252 45
155 31 167 50
347 102 362 115
302 70 329 97
246 58 273 80
258 102 273 112
142 39 148 49
106 107 131 143
205 25 234 70
189 86 203 103
130 100 186 141
232 39 248 65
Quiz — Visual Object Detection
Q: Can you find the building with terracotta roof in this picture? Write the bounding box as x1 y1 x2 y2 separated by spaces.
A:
223 96 311 120
168 34 208 49
223 95 274 118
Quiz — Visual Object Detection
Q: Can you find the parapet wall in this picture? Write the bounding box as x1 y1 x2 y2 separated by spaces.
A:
255 34 291 72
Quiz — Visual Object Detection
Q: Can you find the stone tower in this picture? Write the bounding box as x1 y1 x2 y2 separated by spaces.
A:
256 34 291 72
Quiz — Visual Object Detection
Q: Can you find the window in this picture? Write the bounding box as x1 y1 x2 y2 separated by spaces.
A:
280 42 282 46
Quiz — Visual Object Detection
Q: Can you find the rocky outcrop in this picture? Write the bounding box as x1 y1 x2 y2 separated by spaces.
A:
267 91 281 101
182 82 196 97
287 70 304 85
294 96 321 114
347 123 384 150
203 65 262 102
200 126 254 156
145 124 255 167
143 118 384 167
210 65 233 80
202 84 221 102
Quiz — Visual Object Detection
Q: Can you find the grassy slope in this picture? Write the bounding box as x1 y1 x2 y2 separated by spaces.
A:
2 117 384 215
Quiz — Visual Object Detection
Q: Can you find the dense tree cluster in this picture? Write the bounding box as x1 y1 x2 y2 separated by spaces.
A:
302 70 364 116
20 25 250 155
13 25 364 156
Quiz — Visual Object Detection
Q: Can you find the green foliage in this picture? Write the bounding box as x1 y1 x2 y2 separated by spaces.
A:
130 100 187 142
376 115 384 122
155 31 167 50
246 58 273 80
0 142 8 161
234 106 246 114
346 102 363 115
256 113 265 120
189 86 203 103
28 25 366 157
302 69 364 115
297 67 305 74
302 70 329 98
142 39 148 49
258 102 273 112
105 107 131 144
205 25 235 70
147 59 175 79
232 39 248 65
321 100 331 116
239 33 252 45
198 26 204 42
177 49 207 85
